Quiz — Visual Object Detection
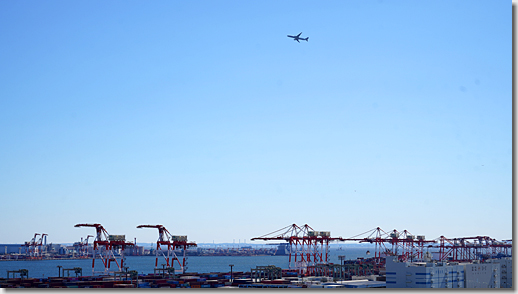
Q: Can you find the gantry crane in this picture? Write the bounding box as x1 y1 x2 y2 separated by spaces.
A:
435 235 512 262
137 224 197 274
36 233 48 258
24 233 40 259
83 235 93 257
74 235 93 258
251 224 339 275
23 233 47 259
339 227 512 265
74 223 134 275
338 227 437 265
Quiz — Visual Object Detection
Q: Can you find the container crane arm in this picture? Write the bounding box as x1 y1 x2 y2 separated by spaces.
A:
38 234 48 246
137 224 172 242
85 235 93 245
75 223 109 241
136 225 163 229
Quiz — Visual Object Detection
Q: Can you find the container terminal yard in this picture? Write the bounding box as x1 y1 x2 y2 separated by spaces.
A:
0 223 512 288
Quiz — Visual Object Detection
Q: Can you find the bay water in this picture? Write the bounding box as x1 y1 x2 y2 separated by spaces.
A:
0 247 374 279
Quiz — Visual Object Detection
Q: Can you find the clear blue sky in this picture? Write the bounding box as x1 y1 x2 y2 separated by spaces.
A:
0 0 511 244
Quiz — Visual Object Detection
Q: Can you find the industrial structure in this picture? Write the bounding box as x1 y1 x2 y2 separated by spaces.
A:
74 223 134 275
385 256 512 288
251 224 339 274
251 225 437 274
136 224 197 274
252 224 512 278
335 227 511 266
337 227 439 266
0 223 511 288
23 233 47 259
73 235 93 258
435 235 512 262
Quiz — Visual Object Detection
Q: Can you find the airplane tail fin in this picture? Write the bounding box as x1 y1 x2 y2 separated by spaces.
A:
306 37 309 42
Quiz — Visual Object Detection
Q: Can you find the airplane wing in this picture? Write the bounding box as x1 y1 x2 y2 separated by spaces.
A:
296 39 300 43
296 32 302 37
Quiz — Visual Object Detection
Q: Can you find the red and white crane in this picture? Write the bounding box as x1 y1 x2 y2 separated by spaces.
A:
338 227 512 264
339 227 436 265
74 223 134 275
251 224 338 274
24 233 40 259
435 235 512 262
23 233 47 259
75 235 93 258
137 224 197 274
36 233 48 258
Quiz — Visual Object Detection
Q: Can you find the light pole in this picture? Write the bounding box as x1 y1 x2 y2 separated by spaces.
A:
338 256 345 281
229 264 234 283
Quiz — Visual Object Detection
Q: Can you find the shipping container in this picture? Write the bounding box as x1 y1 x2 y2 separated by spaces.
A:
108 235 125 241
114 284 135 288
171 236 187 241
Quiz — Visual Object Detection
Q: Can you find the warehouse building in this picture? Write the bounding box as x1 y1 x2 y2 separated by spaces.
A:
386 257 465 288
0 244 25 255
486 258 512 288
386 256 512 288
461 261 500 288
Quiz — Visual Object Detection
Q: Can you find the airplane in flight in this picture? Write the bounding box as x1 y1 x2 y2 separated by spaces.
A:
287 32 309 43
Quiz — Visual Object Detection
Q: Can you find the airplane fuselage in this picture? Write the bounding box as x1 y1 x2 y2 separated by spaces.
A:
287 32 309 43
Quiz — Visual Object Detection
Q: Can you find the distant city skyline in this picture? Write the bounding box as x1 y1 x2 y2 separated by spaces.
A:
0 1 511 244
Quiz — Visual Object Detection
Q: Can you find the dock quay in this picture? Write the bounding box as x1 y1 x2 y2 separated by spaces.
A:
0 272 389 288
0 270 308 288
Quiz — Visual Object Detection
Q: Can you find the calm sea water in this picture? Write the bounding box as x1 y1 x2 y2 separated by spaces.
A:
0 247 374 279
